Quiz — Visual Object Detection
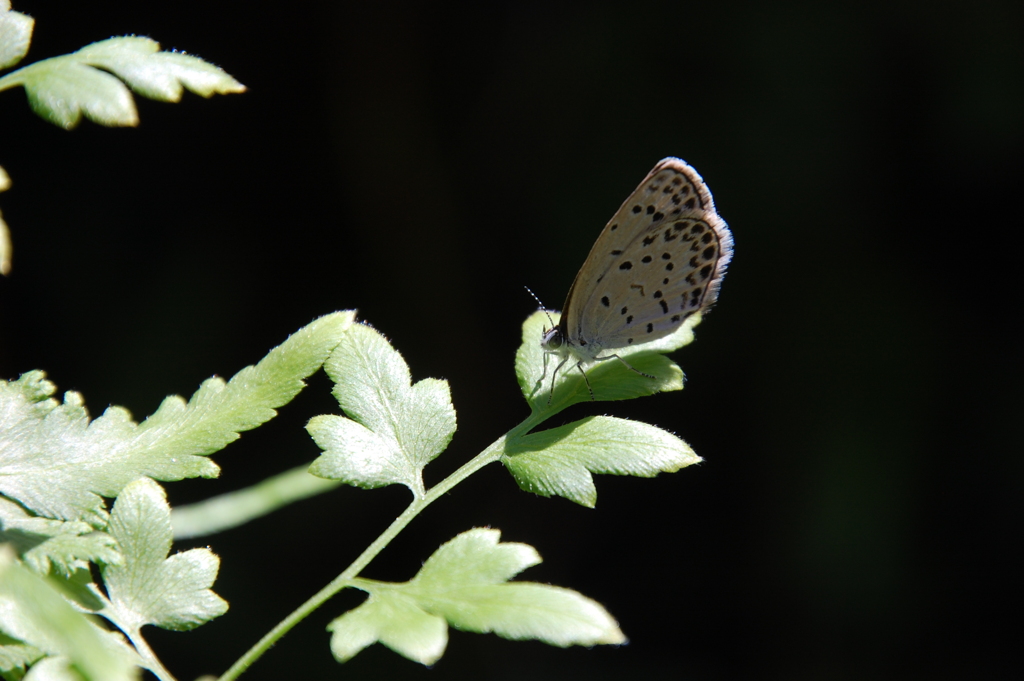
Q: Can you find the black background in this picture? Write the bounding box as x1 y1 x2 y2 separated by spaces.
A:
1 2 1021 679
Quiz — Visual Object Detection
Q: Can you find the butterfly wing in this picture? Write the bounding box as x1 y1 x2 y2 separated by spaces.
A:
561 157 733 356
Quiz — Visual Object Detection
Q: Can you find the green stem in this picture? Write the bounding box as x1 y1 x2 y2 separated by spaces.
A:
216 412 548 681
0 66 30 93
128 627 178 681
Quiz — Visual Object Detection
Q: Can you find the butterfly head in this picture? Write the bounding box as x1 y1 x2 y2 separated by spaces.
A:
541 325 565 351
538 322 573 405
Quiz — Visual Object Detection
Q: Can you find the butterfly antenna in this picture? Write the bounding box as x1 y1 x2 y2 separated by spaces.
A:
524 285 556 329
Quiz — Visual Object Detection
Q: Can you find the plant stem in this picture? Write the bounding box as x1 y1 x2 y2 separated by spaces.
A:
129 628 178 681
216 413 547 681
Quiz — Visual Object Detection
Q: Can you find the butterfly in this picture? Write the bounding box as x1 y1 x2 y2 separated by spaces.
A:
539 157 733 401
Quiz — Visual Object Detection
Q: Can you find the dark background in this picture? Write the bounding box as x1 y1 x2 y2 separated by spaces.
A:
1 1 1021 679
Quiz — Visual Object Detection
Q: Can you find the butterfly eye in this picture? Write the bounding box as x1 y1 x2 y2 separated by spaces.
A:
541 328 564 350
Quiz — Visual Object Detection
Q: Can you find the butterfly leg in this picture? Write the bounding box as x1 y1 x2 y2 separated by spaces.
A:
536 350 569 403
593 353 657 379
537 350 551 387
574 361 596 401
548 352 573 401
536 349 558 391
536 348 552 395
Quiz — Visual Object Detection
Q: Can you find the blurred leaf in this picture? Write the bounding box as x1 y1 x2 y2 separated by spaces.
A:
0 163 9 275
0 3 33 70
0 547 138 681
0 36 245 129
171 463 341 539
0 631 43 678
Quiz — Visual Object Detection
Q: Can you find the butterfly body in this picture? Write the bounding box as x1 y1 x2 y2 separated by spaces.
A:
541 157 733 399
